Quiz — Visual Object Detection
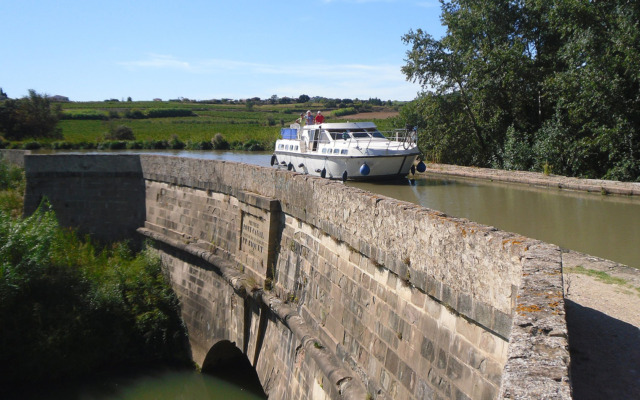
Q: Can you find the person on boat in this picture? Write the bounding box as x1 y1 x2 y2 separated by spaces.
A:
314 111 325 124
296 113 304 124
305 110 314 125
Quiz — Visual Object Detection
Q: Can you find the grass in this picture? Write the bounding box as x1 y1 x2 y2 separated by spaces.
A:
3 101 401 150
565 265 640 296
565 265 628 286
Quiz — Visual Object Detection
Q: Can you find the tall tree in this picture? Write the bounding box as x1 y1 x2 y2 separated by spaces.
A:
401 0 640 180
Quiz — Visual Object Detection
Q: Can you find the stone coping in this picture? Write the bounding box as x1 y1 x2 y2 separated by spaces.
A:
424 163 640 197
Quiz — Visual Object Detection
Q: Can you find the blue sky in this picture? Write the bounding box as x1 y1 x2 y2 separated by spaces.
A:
1 0 444 102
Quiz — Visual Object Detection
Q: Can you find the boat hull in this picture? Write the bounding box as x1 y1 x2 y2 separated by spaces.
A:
273 151 419 180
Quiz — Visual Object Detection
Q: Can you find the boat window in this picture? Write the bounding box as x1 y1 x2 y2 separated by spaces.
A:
341 149 348 154
370 130 385 138
321 148 327 154
295 145 299 150
351 131 369 138
278 144 284 150
325 129 351 140
333 149 340 154
318 130 333 143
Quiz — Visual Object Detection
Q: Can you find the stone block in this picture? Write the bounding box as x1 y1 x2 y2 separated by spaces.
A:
492 310 512 339
473 301 493 330
421 335 436 363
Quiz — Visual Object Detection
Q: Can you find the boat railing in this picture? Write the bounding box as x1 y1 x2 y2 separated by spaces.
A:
322 128 418 152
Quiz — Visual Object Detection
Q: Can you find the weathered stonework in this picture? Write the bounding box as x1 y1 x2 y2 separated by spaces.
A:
22 153 573 399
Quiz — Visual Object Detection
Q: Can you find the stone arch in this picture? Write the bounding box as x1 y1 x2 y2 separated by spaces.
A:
201 339 267 398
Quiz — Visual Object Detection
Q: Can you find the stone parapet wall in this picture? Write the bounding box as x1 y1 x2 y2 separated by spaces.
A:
138 155 525 318
0 149 30 167
135 155 571 398
23 154 145 242
22 154 572 399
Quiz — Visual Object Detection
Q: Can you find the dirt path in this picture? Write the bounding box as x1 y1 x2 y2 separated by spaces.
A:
561 252 640 399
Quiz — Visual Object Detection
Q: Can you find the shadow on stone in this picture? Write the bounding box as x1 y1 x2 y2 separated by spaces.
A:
566 299 640 399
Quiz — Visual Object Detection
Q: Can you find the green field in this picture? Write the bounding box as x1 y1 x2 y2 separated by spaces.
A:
17 100 400 151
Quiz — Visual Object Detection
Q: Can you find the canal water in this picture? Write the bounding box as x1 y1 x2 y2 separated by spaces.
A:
16 369 264 400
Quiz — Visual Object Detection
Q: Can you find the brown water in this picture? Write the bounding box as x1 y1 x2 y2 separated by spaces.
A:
350 175 640 269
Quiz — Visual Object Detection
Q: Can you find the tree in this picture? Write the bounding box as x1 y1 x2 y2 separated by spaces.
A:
297 94 310 103
0 90 62 140
401 0 640 180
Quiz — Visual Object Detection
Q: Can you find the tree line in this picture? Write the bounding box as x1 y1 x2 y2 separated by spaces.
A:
399 0 640 181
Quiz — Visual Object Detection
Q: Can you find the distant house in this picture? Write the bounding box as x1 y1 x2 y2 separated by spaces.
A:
50 95 70 102
153 98 162 102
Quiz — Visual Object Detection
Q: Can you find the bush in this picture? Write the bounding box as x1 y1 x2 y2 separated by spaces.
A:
124 109 146 119
105 125 135 141
23 141 42 150
60 112 108 120
243 139 265 151
0 199 190 388
169 135 185 149
127 141 144 149
146 108 195 118
52 141 75 150
211 133 230 150
334 107 358 117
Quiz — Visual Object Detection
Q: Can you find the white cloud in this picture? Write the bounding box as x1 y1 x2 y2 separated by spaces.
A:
118 53 419 100
119 54 192 71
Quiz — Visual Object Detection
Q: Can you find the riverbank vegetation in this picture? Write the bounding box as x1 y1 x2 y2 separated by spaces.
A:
0 93 399 152
0 160 191 390
398 0 640 182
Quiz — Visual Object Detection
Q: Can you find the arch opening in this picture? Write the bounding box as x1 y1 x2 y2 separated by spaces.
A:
201 340 267 398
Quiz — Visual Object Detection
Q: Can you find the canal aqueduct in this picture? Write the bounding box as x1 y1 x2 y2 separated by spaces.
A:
14 152 571 399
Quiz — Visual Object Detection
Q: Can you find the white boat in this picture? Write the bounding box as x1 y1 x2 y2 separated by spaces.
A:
271 122 424 181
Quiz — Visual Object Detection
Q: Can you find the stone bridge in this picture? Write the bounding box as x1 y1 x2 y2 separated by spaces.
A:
18 153 571 399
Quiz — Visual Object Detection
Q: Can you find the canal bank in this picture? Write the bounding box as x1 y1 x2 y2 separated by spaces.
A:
424 162 640 197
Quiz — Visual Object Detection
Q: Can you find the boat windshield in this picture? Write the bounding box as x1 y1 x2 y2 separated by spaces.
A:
325 128 386 140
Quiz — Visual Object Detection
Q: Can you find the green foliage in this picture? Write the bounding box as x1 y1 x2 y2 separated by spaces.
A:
105 124 135 141
0 179 190 387
0 160 24 215
211 133 230 150
401 0 640 181
0 90 63 140
146 108 195 118
333 107 358 117
60 111 109 120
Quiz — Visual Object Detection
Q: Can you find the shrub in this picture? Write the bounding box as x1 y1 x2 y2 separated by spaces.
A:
23 141 42 150
52 141 74 150
60 112 108 120
211 133 230 150
169 135 185 149
127 141 144 149
334 107 358 117
105 125 135 141
146 108 195 118
124 109 146 119
243 139 265 151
